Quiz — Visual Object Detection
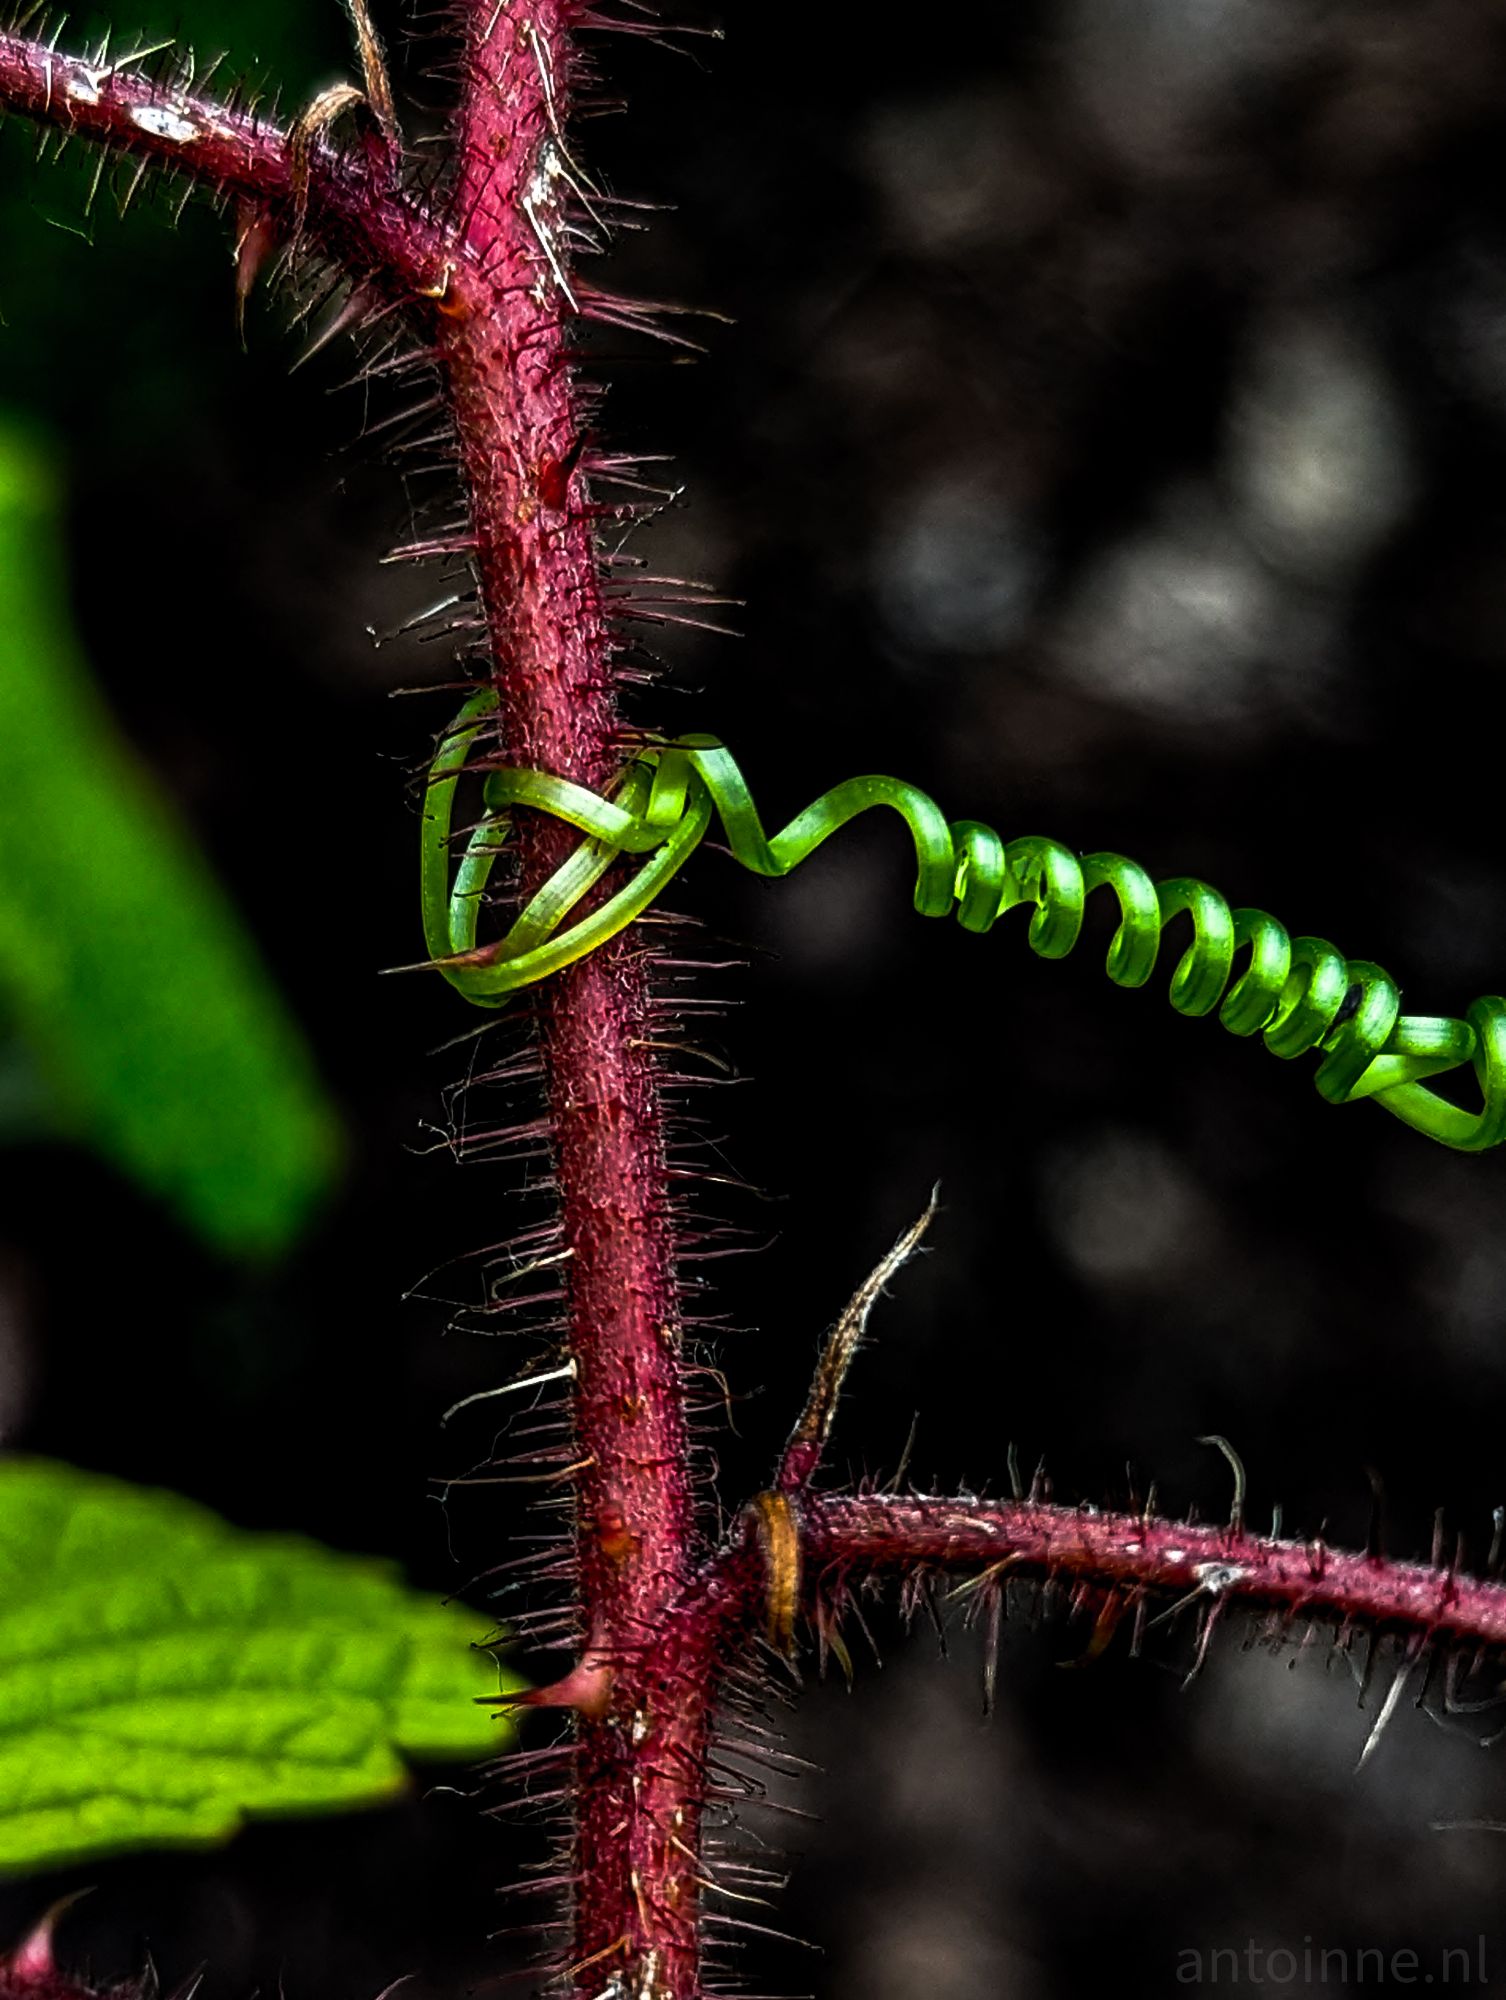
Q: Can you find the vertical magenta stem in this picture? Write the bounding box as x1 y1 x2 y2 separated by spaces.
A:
435 5 701 1993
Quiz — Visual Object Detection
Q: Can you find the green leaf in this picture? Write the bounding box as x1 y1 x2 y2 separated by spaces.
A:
0 1457 517 1874
0 423 342 1258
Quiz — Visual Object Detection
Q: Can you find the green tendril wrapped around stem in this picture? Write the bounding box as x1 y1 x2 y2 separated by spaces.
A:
420 689 1506 1151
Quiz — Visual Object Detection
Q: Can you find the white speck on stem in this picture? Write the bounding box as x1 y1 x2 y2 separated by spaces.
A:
130 103 201 143
1193 1561 1248 1594
67 67 104 105
522 143 579 309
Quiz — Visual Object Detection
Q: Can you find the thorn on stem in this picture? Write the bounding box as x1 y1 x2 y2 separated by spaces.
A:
880 1410 921 1494
1356 1651 1414 1772
1196 1433 1247 1538
3 1891 93 1985
232 198 275 343
490 1643 615 1721
290 281 378 370
1365 1464 1388 1561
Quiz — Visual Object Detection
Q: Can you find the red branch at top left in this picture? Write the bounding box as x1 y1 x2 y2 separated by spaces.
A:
0 27 444 297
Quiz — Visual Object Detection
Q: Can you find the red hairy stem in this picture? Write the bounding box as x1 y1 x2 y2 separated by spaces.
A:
605 1523 768 1995
434 5 694 1994
644 1490 1506 1707
801 1493 1506 1650
0 31 442 292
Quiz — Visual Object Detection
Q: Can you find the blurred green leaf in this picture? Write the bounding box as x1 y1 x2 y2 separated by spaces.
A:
0 1457 515 1873
0 421 342 1257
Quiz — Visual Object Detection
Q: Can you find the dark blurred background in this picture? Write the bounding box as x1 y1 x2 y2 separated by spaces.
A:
6 0 1506 1992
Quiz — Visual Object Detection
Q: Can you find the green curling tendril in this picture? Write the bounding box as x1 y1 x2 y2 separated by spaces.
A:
421 688 1506 1152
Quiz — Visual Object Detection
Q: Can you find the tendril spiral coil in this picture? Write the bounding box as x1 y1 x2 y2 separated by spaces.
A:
420 689 1506 1151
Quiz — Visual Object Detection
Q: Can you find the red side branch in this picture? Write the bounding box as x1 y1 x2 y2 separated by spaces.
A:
590 1484 1506 1983
801 1493 1506 1649
435 6 693 1995
0 31 442 292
